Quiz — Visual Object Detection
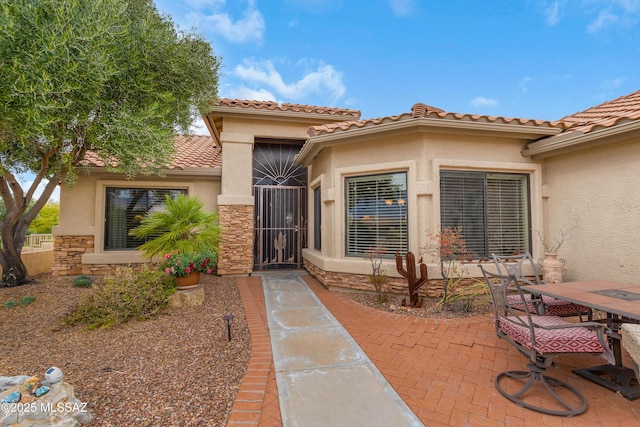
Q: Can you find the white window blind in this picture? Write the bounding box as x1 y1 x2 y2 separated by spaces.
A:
345 172 408 257
440 171 530 258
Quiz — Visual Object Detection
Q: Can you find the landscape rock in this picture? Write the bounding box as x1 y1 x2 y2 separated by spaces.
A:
0 376 92 427
169 286 205 307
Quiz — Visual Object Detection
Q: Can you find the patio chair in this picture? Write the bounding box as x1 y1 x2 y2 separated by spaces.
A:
478 264 614 416
492 253 592 320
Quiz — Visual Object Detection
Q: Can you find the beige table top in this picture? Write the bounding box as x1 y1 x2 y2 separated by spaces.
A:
521 280 640 321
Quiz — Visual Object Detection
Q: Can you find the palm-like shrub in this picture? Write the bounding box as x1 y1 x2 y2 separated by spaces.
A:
129 194 222 260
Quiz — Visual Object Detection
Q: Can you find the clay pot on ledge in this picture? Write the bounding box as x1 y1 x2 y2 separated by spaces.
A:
175 271 202 291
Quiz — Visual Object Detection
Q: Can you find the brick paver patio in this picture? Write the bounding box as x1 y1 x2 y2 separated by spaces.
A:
230 274 640 426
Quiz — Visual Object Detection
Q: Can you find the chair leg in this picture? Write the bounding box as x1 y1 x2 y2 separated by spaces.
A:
495 363 588 417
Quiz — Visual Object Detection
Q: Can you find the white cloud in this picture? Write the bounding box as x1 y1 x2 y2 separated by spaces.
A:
469 96 498 108
587 10 619 33
225 87 278 101
232 59 346 102
603 76 626 89
519 76 534 93
187 1 265 44
544 1 561 25
389 0 417 17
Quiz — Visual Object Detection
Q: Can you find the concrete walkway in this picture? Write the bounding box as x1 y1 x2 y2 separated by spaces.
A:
259 271 423 427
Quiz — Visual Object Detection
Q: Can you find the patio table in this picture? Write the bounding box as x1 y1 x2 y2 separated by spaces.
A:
521 280 640 400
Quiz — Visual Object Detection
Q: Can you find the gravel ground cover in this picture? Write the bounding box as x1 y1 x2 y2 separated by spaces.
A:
347 291 494 319
0 273 250 426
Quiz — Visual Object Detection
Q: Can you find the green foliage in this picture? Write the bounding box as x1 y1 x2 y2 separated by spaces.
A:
3 299 17 308
0 0 221 286
72 275 93 288
28 202 59 234
129 194 222 260
2 295 35 308
63 265 176 330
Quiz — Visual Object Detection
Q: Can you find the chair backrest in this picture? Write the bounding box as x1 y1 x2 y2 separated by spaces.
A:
478 263 535 336
491 252 544 286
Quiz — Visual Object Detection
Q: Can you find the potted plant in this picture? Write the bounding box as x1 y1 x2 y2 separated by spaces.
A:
535 223 576 283
160 250 217 290
129 194 222 289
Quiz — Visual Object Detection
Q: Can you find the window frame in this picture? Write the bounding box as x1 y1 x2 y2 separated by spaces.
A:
313 186 322 251
439 170 532 259
103 186 188 251
344 171 408 258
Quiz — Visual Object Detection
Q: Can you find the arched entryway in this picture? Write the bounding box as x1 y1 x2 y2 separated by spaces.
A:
253 139 307 270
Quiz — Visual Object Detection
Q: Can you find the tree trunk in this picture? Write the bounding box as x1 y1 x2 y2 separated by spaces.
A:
0 249 28 287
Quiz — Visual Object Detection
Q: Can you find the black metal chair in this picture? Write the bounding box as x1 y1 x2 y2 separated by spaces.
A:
492 253 592 320
479 263 614 416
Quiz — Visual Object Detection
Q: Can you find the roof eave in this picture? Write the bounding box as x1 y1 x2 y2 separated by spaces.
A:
78 166 222 177
295 116 562 165
522 120 640 159
207 105 359 126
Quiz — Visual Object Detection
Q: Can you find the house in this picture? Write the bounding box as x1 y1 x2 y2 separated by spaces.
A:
52 89 640 292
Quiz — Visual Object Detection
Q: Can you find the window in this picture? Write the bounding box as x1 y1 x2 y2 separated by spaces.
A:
104 187 187 250
345 172 408 257
313 186 321 251
440 171 530 258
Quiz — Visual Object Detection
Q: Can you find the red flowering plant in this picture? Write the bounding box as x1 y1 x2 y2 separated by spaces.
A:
160 250 217 277
423 227 485 310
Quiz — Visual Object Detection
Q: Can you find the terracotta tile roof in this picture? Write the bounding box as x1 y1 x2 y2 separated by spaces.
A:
559 89 640 134
217 98 361 118
308 102 564 137
81 134 221 170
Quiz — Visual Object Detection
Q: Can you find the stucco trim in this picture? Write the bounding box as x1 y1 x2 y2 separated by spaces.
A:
296 117 562 165
522 120 640 159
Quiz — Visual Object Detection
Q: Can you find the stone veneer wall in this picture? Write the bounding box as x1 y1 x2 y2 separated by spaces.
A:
303 259 445 298
217 204 254 275
52 235 94 276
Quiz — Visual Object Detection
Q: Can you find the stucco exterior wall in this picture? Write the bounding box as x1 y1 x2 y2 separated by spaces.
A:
53 171 221 274
303 129 544 280
542 139 640 283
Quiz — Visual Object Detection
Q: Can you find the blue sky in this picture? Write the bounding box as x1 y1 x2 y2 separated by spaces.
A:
156 0 640 126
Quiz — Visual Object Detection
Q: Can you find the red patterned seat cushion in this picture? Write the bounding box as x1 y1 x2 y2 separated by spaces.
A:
507 294 590 317
498 315 607 355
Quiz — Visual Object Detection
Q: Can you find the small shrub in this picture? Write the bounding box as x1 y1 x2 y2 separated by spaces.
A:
63 265 176 330
73 275 93 288
3 299 17 309
20 296 36 306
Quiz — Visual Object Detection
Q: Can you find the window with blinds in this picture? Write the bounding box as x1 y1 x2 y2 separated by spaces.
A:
345 172 408 257
313 186 321 251
440 171 530 258
104 187 188 250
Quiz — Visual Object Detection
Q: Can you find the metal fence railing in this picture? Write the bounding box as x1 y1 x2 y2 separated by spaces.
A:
22 234 55 253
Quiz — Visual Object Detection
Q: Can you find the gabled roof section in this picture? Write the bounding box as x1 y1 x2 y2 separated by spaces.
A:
307 102 564 137
560 89 640 133
217 99 361 118
523 89 640 159
82 134 221 170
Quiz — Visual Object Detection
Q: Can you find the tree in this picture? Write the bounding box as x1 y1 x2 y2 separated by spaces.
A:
0 0 221 286
29 202 59 234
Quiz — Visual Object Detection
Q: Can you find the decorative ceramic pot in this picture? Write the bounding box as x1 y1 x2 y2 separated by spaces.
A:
175 271 201 290
540 253 565 284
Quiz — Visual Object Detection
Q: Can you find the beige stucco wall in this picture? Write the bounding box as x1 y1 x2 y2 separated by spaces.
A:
542 138 640 283
303 129 544 280
54 171 221 266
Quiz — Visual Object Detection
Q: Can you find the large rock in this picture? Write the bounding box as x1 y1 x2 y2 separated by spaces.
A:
0 377 92 427
169 286 205 307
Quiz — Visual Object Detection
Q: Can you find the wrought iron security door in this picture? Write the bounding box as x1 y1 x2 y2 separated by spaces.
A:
253 142 307 270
